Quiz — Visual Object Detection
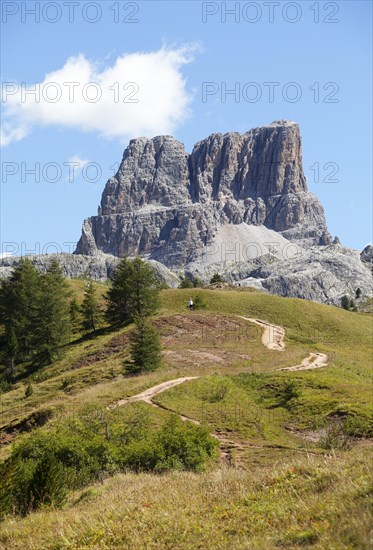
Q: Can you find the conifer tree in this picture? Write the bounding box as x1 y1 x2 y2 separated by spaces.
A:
179 276 194 289
69 298 82 335
127 316 162 374
210 273 224 284
106 257 160 325
4 326 19 379
33 259 71 365
0 259 41 366
81 282 102 332
341 295 351 310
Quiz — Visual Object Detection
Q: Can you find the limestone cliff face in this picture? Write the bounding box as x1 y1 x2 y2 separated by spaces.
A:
75 121 329 266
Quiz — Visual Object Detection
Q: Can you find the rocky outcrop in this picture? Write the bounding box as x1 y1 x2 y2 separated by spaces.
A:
240 245 373 305
0 254 180 288
1 243 372 306
75 121 330 265
360 245 373 270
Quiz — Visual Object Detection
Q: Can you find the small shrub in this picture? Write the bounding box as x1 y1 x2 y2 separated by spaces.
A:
319 417 354 450
199 378 231 403
210 273 224 284
277 380 300 409
24 383 33 399
193 277 203 288
0 379 12 394
121 415 218 473
60 377 73 390
0 439 69 516
192 295 207 310
343 415 372 438
179 276 194 289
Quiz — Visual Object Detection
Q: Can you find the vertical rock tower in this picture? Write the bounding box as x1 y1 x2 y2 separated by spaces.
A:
76 120 330 267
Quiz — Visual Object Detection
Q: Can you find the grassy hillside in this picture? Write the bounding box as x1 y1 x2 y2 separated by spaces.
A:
0 284 372 549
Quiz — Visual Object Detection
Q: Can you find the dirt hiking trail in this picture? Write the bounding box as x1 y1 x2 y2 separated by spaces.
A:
237 316 286 351
109 377 198 409
111 316 328 462
279 352 328 372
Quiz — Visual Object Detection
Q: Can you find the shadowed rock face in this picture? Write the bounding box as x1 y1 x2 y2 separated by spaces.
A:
75 120 329 266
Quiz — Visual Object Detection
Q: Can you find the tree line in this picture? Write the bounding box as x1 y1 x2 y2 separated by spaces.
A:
0 256 161 379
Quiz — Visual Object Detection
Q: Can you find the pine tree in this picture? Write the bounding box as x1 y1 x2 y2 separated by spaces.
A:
33 259 71 365
127 316 162 374
210 273 224 284
193 277 203 288
179 276 194 288
0 259 41 365
341 295 351 310
25 383 33 398
4 326 19 379
69 298 82 335
356 288 362 299
106 257 160 325
105 258 132 324
81 282 102 332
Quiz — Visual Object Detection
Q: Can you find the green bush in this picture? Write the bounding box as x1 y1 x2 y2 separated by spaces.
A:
0 425 118 517
341 295 352 310
0 407 218 518
193 277 203 288
277 380 300 409
343 414 372 437
24 383 33 398
155 415 218 472
199 378 231 403
179 276 194 289
192 295 207 310
0 379 12 393
0 435 70 516
210 273 224 284
121 415 218 473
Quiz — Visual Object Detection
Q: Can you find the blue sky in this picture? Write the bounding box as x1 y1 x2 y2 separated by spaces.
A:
1 0 372 256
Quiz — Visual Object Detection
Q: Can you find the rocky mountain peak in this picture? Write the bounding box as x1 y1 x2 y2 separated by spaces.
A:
76 120 330 263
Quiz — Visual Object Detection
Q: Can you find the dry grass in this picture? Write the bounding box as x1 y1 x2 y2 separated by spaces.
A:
0 443 371 549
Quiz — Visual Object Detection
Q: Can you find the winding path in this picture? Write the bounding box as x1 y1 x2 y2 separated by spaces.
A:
113 377 198 408
236 316 286 351
278 352 328 372
110 316 329 462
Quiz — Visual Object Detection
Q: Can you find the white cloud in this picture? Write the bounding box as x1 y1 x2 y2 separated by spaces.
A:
67 155 89 169
64 154 91 182
0 121 28 147
1 45 197 147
